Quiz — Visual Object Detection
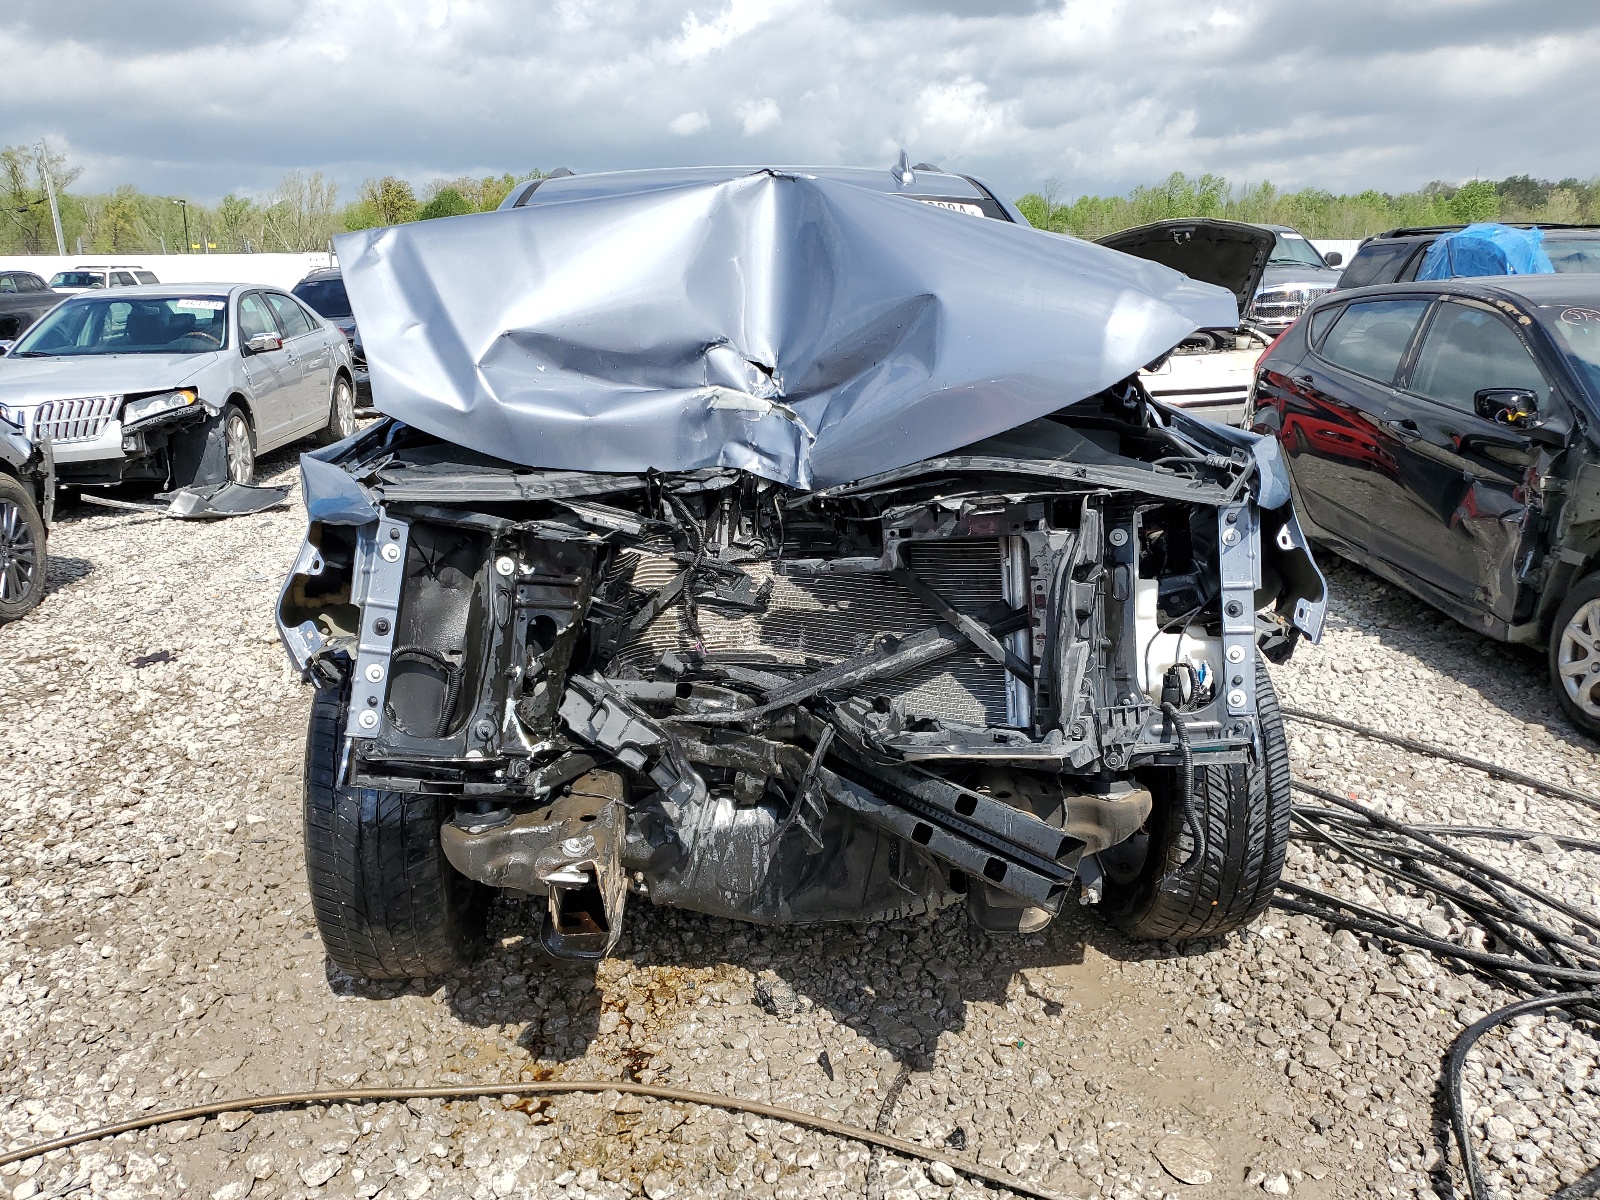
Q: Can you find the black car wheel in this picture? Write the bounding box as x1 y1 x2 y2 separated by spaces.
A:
1099 656 1292 942
1549 574 1600 737
303 685 490 979
0 473 47 624
315 376 357 446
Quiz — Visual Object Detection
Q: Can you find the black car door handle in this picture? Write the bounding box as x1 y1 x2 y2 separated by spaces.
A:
1292 374 1313 387
1385 418 1420 438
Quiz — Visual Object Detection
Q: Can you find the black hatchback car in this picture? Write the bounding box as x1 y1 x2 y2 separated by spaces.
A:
1250 274 1600 733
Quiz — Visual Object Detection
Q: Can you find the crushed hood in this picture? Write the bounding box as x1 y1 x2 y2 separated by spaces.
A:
336 169 1237 489
1098 219 1271 325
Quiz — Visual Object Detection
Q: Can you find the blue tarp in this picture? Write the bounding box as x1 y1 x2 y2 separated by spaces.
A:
1417 223 1556 281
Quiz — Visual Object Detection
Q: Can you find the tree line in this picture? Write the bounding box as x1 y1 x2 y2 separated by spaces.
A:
0 143 545 255
4 141 1597 256
1015 173 1600 240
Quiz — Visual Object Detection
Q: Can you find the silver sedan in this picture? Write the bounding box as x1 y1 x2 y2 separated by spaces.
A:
0 283 356 488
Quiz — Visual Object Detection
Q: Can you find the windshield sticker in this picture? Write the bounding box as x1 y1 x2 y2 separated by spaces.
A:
1560 307 1600 325
912 198 985 218
174 298 226 311
1281 232 1307 241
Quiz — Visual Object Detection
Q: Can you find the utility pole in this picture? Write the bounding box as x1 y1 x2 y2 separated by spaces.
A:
172 198 190 253
36 141 65 256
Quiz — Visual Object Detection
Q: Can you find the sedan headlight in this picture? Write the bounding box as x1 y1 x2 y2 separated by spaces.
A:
123 388 199 427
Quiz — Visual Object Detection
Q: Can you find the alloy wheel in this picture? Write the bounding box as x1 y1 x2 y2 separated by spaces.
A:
334 380 355 439
1556 599 1600 720
225 411 254 484
0 498 39 604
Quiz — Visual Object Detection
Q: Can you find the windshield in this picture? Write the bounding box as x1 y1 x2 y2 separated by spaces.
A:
1545 304 1600 397
1544 238 1600 275
48 272 105 289
12 295 229 357
1268 232 1328 268
293 278 352 319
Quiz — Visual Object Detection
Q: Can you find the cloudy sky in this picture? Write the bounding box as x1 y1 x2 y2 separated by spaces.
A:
6 0 1597 205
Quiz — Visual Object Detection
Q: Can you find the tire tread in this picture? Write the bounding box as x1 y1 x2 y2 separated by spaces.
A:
303 686 487 979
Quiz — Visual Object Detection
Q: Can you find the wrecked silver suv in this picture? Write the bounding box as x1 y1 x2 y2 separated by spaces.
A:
276 165 1326 978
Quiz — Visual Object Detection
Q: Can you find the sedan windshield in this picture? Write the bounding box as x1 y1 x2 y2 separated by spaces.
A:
293 278 352 319
48 272 105 289
1545 304 1600 397
12 296 229 357
1268 233 1328 268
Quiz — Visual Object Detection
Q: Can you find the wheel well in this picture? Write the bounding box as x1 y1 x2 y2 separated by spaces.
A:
225 394 255 433
334 366 353 390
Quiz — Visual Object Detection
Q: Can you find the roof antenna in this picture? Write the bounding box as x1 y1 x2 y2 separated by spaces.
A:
892 149 915 186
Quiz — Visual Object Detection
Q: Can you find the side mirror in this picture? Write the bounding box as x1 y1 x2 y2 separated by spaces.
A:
1475 387 1567 447
245 332 283 354
1474 387 1539 424
1323 251 1343 267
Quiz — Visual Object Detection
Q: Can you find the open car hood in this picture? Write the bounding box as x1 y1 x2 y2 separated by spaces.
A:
335 168 1236 490
1097 219 1272 326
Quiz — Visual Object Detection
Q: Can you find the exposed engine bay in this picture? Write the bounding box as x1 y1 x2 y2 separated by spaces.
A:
278 383 1325 959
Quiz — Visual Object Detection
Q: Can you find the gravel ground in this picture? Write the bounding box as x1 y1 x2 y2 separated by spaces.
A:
2 449 1598 1200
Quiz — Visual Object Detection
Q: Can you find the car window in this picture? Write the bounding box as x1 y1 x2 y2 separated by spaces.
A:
239 294 280 343
293 277 353 318
1395 244 1434 283
1315 298 1430 383
133 271 160 285
1307 304 1341 346
266 292 314 337
1337 241 1412 289
20 274 46 292
1408 301 1549 411
0 276 14 294
113 272 137 287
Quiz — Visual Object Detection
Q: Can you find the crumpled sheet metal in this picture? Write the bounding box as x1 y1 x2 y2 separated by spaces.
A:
335 170 1237 489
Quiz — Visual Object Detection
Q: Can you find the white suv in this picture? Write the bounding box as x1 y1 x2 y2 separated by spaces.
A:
46 266 160 294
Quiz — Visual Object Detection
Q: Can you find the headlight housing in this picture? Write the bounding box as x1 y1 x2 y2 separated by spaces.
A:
122 388 199 428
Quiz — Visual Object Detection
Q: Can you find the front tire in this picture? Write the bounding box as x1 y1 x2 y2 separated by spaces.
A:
303 686 490 979
315 376 356 446
1548 573 1600 737
1100 656 1292 942
223 404 255 485
0 473 47 624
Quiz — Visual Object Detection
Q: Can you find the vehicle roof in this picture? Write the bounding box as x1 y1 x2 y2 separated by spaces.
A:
296 268 343 282
1371 224 1600 240
65 264 152 269
1319 273 1600 308
497 164 1022 220
52 283 251 298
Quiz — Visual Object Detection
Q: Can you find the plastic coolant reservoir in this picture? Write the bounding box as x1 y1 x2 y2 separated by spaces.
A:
1135 577 1222 701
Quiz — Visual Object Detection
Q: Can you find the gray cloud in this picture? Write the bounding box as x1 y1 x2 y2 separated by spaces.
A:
3 0 1596 205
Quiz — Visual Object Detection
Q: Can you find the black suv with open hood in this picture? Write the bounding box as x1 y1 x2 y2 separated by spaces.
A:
277 165 1325 978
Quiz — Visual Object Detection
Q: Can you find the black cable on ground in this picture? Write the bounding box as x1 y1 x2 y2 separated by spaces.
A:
0 1079 1070 1200
1279 772 1600 1199
1281 704 1600 815
1443 994 1600 1200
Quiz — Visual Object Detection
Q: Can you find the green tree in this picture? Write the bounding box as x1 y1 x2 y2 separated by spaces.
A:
418 187 472 220
1447 180 1500 224
358 176 418 227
